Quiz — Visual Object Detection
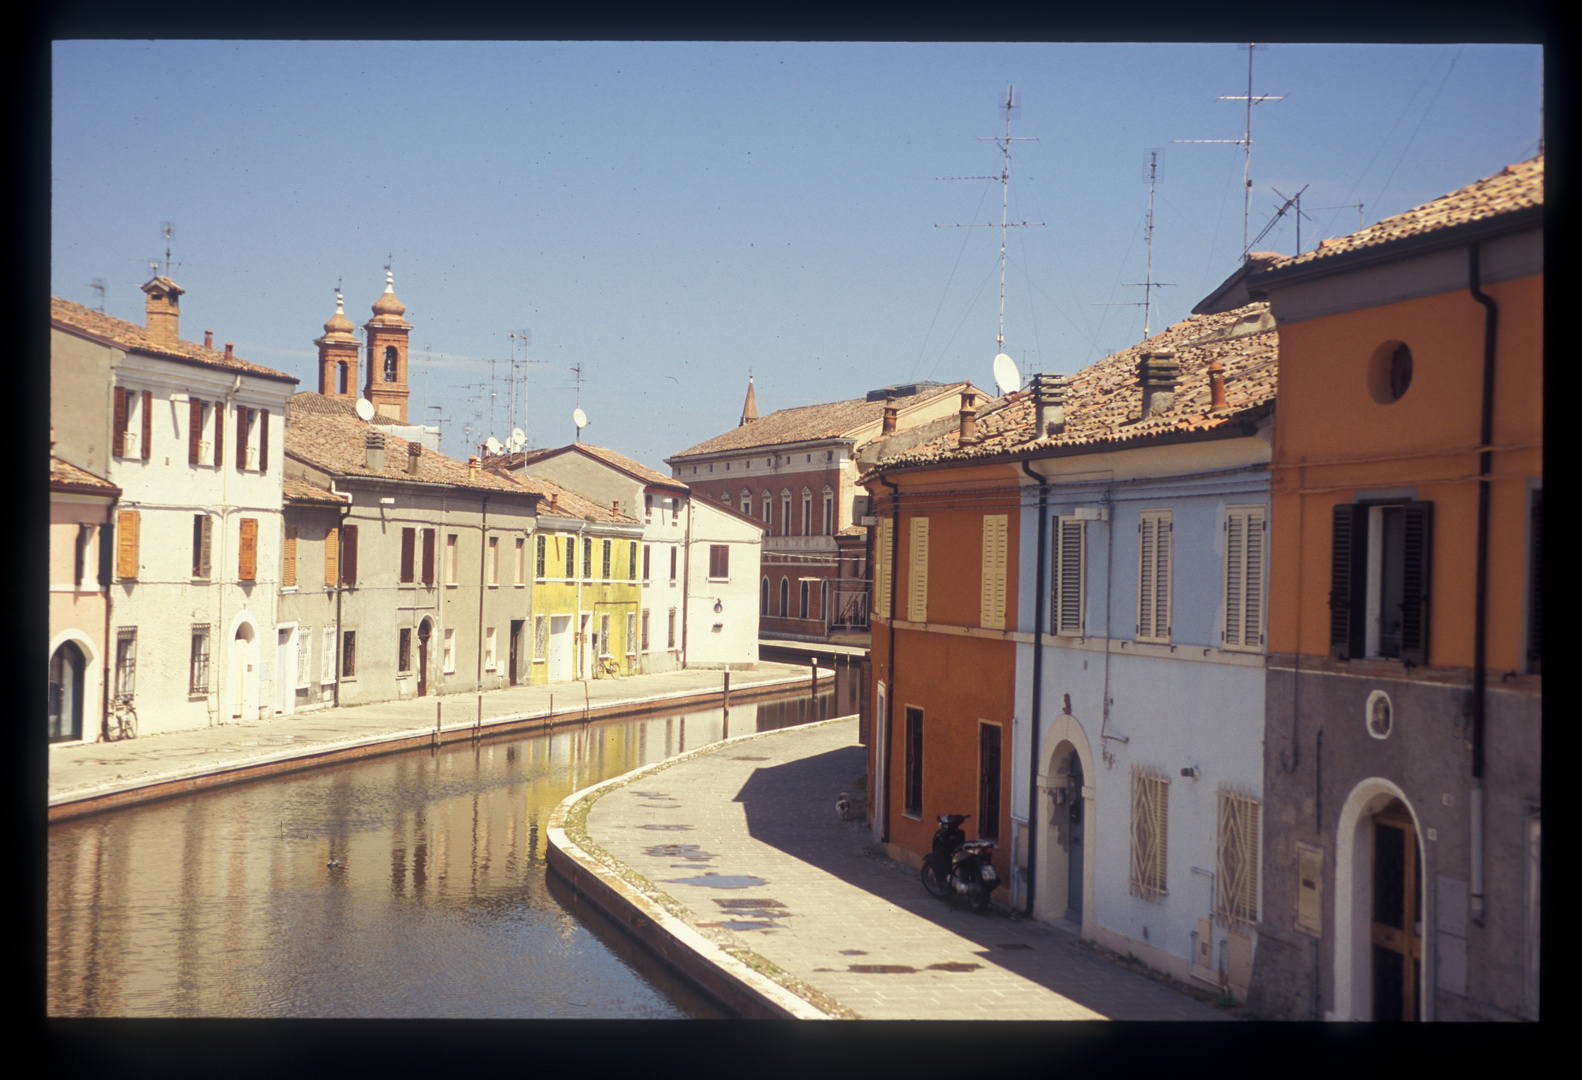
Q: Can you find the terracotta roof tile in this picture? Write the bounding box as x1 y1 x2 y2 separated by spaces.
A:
51 298 297 382
50 456 119 494
487 468 638 524
572 443 690 489
285 408 529 495
870 303 1278 474
670 382 971 459
282 475 349 505
288 392 406 425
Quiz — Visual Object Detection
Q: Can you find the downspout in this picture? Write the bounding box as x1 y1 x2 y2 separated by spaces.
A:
1467 243 1498 928
575 521 586 680
476 494 492 691
217 373 241 724
101 491 119 741
330 482 351 708
681 497 693 667
878 473 900 844
1020 458 1049 917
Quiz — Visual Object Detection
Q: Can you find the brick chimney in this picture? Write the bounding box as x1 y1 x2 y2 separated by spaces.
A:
550 491 560 514
958 390 979 443
204 329 213 349
406 441 422 475
1031 372 1067 438
224 341 234 362
882 395 898 436
1208 359 1229 411
141 277 184 345
365 431 386 473
1138 348 1180 419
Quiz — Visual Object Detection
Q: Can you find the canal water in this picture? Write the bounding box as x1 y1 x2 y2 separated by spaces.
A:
48 671 861 1018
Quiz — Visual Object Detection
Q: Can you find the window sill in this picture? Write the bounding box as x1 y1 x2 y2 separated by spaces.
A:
708 577 729 584
280 586 297 593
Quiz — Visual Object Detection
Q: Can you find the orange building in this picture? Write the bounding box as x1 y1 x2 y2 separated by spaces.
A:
1244 157 1541 1020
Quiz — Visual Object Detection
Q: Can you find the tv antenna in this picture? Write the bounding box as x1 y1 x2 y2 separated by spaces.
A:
156 221 186 278
425 403 450 455
1094 150 1176 340
1248 184 1312 256
1309 202 1366 241
936 84 1044 356
88 279 106 313
1175 43 1284 258
509 329 544 440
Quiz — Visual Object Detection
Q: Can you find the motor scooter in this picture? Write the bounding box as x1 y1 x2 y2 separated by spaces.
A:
921 815 1000 912
921 814 968 899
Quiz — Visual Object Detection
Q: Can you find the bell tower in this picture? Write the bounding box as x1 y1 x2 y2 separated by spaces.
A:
316 289 359 397
363 269 412 421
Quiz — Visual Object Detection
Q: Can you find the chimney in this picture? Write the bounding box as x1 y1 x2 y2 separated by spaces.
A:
1031 372 1067 438
1208 359 1229 411
406 441 422 475
468 455 480 482
1138 348 1180 420
550 491 560 514
882 395 898 436
365 431 386 473
958 390 979 443
141 278 184 345
224 341 234 363
204 329 213 349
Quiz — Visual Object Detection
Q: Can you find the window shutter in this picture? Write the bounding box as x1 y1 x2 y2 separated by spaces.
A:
342 524 359 586
112 388 128 458
98 521 114 586
214 402 225 467
325 526 339 586
1244 510 1264 647
422 529 436 586
1054 519 1085 636
283 526 298 587
1400 501 1432 666
1328 504 1366 659
259 410 269 473
238 518 258 581
980 514 1008 630
629 541 638 581
642 543 650 581
199 515 212 579
400 528 416 583
116 509 139 579
236 406 248 470
908 517 929 623
189 398 203 464
874 518 892 617
140 390 152 461
1138 512 1172 642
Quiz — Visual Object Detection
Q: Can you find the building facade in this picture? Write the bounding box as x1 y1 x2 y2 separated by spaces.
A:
49 454 120 743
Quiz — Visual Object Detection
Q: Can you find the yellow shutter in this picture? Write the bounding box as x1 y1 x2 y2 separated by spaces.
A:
325 526 339 586
981 514 1008 629
283 527 298 587
908 516 929 623
116 509 139 579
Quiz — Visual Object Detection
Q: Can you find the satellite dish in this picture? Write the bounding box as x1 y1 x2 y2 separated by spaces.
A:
511 428 525 443
485 436 503 455
573 408 587 430
992 353 1020 397
354 398 376 422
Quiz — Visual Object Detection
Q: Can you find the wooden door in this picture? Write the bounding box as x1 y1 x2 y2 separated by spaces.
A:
1372 805 1422 1020
416 623 430 697
509 620 523 686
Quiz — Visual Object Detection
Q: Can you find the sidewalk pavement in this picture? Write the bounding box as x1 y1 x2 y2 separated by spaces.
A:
49 662 827 815
554 715 1235 1021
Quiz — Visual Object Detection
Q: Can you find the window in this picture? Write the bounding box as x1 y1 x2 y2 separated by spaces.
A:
801 491 812 536
422 529 436 586
446 533 459 585
760 576 769 613
601 539 611 580
384 344 399 382
322 628 336 685
1052 517 1085 636
282 526 297 587
116 509 140 580
325 527 339 586
1226 506 1268 652
488 536 500 585
782 492 791 537
1328 502 1428 661
1137 510 1172 643
238 518 258 581
823 490 834 535
398 627 412 673
188 397 204 465
643 544 651 582
235 405 251 471
981 514 1008 630
799 580 810 619
669 546 677 582
443 629 455 673
484 628 496 671
667 609 676 649
537 534 547 580
112 387 129 457
534 615 548 663
1129 769 1169 899
907 517 929 623
191 514 213 579
213 399 224 467
400 527 416 583
979 723 1002 841
709 545 729 580
874 517 893 617
583 537 593 580
904 707 924 817
626 612 637 657
341 631 356 678
189 625 211 694
565 534 576 579
742 489 752 515
628 540 637 582
516 537 527 585
73 522 91 587
259 409 269 474
340 524 358 586
645 494 653 521
721 493 731 509
779 577 789 617
599 614 610 657
114 628 137 700
297 627 312 688
641 610 650 651
1215 789 1261 928
762 493 772 526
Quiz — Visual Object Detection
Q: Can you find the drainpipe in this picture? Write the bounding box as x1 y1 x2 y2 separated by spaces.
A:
878 474 900 844
1020 457 1049 917
217 373 241 724
575 521 586 680
329 482 351 708
1467 243 1499 928
476 493 492 692
682 496 693 667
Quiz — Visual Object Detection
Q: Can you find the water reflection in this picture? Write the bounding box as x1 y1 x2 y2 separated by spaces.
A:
48 675 859 1018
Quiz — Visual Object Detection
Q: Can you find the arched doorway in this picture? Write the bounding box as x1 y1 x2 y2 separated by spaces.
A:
231 622 258 720
1035 702 1096 928
416 619 432 697
1333 779 1427 1020
779 577 789 618
49 641 86 742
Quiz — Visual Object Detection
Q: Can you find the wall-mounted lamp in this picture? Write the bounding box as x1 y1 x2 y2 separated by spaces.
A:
713 599 723 614
1180 766 1199 779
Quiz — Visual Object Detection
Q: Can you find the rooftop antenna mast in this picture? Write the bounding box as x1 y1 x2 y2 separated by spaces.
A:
425 403 449 454
1095 150 1176 340
937 83 1043 364
1248 184 1311 256
159 221 185 278
88 279 106 314
510 329 544 447
1175 43 1284 258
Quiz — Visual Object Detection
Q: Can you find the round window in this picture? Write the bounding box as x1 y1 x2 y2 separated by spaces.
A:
1365 689 1393 740
1367 341 1413 404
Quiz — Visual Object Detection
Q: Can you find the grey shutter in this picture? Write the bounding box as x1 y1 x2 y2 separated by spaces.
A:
1329 504 1366 660
199 515 212 579
1400 501 1432 666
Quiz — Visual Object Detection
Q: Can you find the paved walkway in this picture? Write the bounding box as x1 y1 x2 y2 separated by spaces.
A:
49 662 828 812
562 716 1233 1021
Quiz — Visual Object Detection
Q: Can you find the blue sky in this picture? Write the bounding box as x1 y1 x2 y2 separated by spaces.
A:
52 41 1542 468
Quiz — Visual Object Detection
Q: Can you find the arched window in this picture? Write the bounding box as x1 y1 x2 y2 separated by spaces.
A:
383 345 399 382
49 641 85 743
779 577 790 617
799 580 810 619
760 576 770 613
337 360 349 396
781 491 792 537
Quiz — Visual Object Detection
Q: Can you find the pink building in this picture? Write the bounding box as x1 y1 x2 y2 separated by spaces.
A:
49 454 119 742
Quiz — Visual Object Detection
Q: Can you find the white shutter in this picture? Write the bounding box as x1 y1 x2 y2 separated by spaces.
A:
980 514 1008 629
908 517 930 623
1138 511 1171 642
1225 507 1266 651
1054 518 1085 636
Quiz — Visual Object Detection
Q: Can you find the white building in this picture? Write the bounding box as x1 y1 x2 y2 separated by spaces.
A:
51 280 298 735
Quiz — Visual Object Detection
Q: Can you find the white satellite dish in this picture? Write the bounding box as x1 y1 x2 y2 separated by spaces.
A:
511 427 526 444
573 407 587 430
992 353 1020 397
354 398 376 422
485 436 503 455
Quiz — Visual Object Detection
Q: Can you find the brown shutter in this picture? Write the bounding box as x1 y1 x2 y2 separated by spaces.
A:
422 529 436 586
283 526 298 587
1328 504 1365 660
214 402 225 467
236 406 249 470
238 518 258 581
189 398 202 464
112 388 128 458
325 526 339 586
401 527 416 583
260 409 269 474
1400 501 1432 666
140 390 152 461
342 524 358 586
199 515 212 579
116 509 139 579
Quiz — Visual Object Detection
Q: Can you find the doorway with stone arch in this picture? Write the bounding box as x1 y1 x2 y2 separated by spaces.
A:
49 640 87 742
416 618 433 697
1035 701 1096 930
231 620 258 721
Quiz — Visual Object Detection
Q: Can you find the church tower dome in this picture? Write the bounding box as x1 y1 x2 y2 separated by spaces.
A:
363 268 413 422
315 289 360 397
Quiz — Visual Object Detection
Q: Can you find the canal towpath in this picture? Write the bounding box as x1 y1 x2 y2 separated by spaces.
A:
49 660 833 820
549 714 1237 1021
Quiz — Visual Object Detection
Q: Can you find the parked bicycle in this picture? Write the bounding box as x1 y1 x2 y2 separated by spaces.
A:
105 698 138 742
598 655 620 678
